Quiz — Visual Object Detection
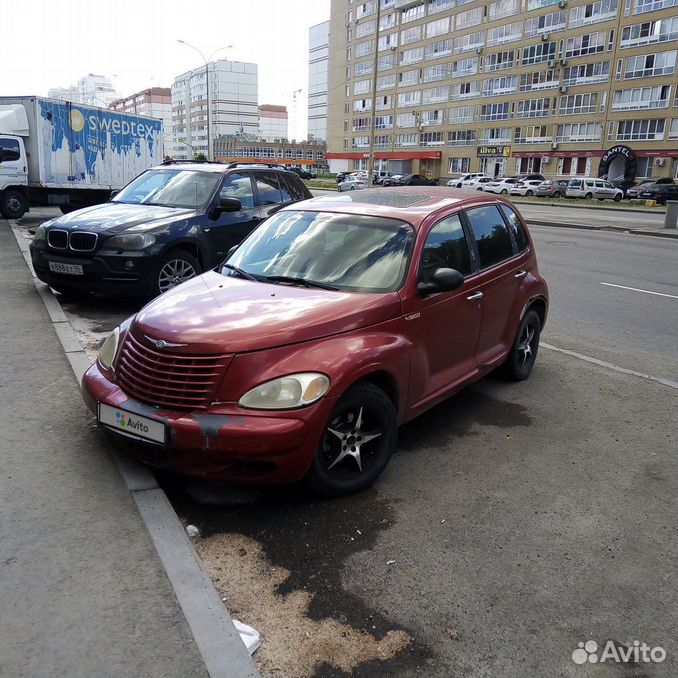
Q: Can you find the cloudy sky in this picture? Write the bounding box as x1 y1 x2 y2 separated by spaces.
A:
2 0 331 139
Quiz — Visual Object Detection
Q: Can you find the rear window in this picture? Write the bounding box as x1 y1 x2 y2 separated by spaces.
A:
465 205 514 268
254 171 283 205
499 204 529 252
279 172 307 202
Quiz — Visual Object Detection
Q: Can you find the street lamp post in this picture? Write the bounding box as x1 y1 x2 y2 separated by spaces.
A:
366 0 382 187
177 40 234 161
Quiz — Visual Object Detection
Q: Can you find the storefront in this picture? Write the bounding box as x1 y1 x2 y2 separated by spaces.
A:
477 145 511 178
325 150 442 177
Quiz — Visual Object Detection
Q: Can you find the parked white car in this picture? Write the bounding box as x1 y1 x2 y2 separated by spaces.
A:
483 177 521 195
447 173 489 188
463 176 494 190
566 178 624 201
338 176 367 192
510 180 543 197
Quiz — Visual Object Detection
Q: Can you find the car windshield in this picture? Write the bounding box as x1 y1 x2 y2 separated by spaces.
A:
112 169 221 209
223 210 415 293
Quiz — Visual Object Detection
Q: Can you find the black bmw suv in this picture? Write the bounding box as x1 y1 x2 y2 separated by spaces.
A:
29 162 312 299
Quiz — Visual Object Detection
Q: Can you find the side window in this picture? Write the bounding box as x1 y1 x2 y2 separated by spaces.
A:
279 172 306 201
254 171 283 205
465 205 515 268
499 203 529 252
420 213 472 282
220 173 254 209
0 138 21 162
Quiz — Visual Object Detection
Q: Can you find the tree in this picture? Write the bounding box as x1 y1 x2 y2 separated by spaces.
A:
193 152 207 161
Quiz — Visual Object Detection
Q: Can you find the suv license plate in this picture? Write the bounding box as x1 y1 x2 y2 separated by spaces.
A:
49 262 83 275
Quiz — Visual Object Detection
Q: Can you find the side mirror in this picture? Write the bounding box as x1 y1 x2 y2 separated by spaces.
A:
417 268 464 296
215 197 242 213
110 189 119 199
226 244 239 259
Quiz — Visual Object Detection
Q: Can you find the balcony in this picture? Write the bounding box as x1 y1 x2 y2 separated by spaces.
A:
612 98 669 110
395 0 424 8
514 135 554 143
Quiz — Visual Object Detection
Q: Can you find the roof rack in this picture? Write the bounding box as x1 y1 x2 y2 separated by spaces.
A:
224 162 288 170
160 159 224 165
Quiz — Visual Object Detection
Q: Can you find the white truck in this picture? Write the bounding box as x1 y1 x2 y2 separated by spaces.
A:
0 96 163 219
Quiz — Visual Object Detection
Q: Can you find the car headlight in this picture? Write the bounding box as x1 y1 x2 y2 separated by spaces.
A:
238 373 330 410
33 222 51 242
105 233 156 250
98 327 120 371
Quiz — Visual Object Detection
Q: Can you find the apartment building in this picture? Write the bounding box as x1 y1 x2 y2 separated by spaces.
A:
48 74 119 108
326 0 678 180
308 21 331 142
259 104 289 141
171 60 258 160
109 87 179 158
214 135 326 168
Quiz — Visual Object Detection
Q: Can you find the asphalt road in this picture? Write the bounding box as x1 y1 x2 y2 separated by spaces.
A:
9 207 678 677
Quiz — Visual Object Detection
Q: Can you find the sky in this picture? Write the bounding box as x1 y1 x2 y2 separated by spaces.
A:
1 0 331 140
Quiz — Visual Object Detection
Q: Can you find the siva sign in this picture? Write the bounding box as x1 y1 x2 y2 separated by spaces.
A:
477 145 511 158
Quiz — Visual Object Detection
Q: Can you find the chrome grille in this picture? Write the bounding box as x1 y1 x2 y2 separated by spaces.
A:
69 232 98 252
115 332 230 411
47 229 68 249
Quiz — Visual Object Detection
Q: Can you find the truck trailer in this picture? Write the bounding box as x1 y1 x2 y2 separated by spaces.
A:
0 96 163 219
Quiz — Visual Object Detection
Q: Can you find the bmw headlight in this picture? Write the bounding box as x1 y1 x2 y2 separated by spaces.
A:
98 327 120 371
33 223 51 242
105 233 156 250
238 373 330 410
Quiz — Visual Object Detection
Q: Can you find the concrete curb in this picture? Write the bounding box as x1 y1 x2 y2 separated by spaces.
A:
8 223 260 678
526 219 678 239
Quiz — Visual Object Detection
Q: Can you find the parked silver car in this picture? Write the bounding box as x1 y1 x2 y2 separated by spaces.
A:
566 178 623 201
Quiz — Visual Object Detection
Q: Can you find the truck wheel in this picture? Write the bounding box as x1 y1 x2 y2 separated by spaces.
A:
1 190 28 219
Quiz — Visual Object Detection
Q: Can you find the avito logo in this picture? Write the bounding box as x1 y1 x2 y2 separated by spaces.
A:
115 411 149 433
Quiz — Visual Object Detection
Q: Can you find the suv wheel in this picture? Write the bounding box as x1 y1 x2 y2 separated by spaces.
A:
613 193 622 202
584 192 593 200
305 382 397 497
155 249 200 296
502 309 541 381
552 190 561 199
500 188 508 195
526 189 534 197
1 189 28 219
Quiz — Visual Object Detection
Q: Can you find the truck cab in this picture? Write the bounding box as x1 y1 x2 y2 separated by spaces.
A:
0 135 28 219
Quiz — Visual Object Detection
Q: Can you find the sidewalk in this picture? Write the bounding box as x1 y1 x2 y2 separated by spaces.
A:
0 223 211 678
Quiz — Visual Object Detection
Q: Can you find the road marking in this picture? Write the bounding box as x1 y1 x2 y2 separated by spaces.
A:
541 342 678 390
600 282 678 299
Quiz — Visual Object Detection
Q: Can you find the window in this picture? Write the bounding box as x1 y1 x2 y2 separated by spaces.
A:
480 102 511 120
354 59 373 76
0 138 20 162
480 126 512 141
488 0 520 21
420 131 445 145
449 157 471 173
499 204 529 252
517 97 550 117
401 47 424 64
612 85 671 109
421 109 444 125
356 19 376 38
527 0 560 8
522 41 557 64
423 86 450 104
401 2 426 22
220 173 255 209
401 26 422 44
395 133 419 146
633 0 678 14
399 69 419 86
669 118 678 140
448 130 478 145
279 173 306 202
376 95 393 110
616 118 665 140
620 17 678 47
556 122 602 141
423 64 451 82
396 112 417 127
514 124 551 142
559 92 599 114
430 0 454 12
375 115 394 129
624 50 676 78
378 53 396 70
426 17 450 38
397 90 422 107
355 40 375 57
454 31 486 53
524 10 566 36
484 50 516 71
377 74 396 90
456 7 483 29
425 39 453 60
354 79 371 94
451 57 479 77
520 69 559 90
378 32 398 50
563 60 610 84
569 0 619 28
487 21 523 46
465 206 514 268
482 75 518 96
450 80 481 100
448 105 475 124
420 214 472 279
565 31 606 57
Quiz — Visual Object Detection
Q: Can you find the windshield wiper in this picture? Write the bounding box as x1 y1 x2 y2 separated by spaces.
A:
262 275 340 291
222 263 259 282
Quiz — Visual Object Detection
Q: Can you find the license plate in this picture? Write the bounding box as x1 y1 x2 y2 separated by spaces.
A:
98 403 167 445
49 261 83 275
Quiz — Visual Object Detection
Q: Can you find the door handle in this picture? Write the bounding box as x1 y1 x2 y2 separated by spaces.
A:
467 291 483 301
514 270 527 278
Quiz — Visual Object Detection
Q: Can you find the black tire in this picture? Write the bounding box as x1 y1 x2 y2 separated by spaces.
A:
502 309 541 381
584 192 593 200
500 189 508 195
526 190 534 197
613 193 622 202
1 189 28 219
305 382 398 497
153 248 200 297
553 190 561 199
350 185 355 191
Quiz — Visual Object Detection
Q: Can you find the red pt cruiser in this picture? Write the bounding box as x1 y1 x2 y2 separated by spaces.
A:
82 188 549 496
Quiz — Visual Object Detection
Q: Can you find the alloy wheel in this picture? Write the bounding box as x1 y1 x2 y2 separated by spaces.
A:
319 405 384 480
157 258 197 293
517 321 538 371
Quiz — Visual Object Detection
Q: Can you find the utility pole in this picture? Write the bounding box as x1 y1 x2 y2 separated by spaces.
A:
366 0 382 187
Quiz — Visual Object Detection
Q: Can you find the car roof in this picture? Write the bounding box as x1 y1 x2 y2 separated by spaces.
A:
284 187 510 229
151 161 295 174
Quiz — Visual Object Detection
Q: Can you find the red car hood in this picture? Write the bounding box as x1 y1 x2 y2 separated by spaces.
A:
131 271 402 354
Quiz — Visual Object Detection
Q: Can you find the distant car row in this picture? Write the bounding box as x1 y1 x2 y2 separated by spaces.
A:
338 173 436 191
445 173 677 204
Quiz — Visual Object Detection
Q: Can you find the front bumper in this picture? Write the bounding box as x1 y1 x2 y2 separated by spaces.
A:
30 245 156 296
81 362 335 484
